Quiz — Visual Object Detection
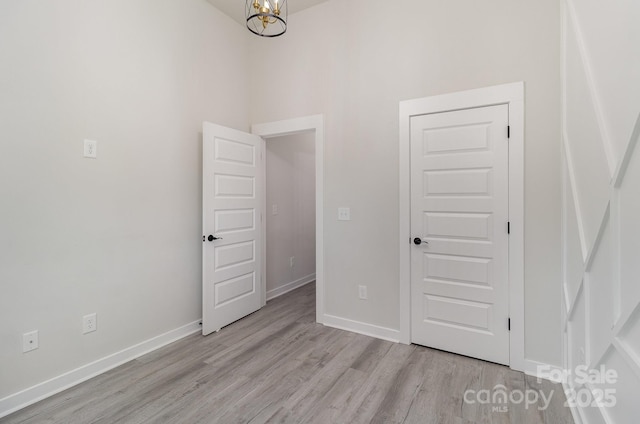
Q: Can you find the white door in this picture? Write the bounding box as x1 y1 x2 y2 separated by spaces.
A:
410 104 510 365
202 122 263 335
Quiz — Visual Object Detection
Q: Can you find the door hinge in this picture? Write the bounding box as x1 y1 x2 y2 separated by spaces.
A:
508 318 511 331
507 125 510 139
507 221 510 234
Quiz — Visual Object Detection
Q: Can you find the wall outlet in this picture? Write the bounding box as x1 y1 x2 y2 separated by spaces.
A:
289 256 295 268
83 313 97 334
83 139 97 158
358 285 368 300
272 204 278 215
23 330 39 353
338 207 351 221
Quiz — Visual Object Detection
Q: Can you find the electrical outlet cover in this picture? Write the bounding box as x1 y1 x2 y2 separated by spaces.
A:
358 285 367 300
83 313 97 334
338 207 351 221
23 330 39 353
83 139 97 158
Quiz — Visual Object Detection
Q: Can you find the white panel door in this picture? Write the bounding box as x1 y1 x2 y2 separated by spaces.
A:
410 104 510 365
203 122 263 335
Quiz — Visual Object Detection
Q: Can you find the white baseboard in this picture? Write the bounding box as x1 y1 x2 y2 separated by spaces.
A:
266 273 315 301
322 314 400 343
523 359 565 383
0 320 201 419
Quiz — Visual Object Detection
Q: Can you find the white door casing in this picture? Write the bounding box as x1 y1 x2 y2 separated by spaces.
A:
202 122 263 335
251 115 325 324
410 105 510 365
399 82 525 372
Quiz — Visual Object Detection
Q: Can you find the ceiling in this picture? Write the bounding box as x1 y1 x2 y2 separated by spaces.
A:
206 0 329 26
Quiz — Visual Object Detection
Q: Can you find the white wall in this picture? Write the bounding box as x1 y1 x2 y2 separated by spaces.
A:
249 0 562 365
265 133 316 298
560 0 640 422
0 0 249 400
0 0 573 409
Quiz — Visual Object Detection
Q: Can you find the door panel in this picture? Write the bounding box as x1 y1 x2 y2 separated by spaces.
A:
424 168 492 197
410 105 510 365
203 122 263 335
424 212 492 240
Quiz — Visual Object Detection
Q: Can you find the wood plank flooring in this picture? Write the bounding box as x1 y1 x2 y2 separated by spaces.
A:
2 283 574 424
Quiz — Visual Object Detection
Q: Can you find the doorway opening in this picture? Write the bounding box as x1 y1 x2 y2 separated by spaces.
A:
252 115 325 323
264 132 316 301
202 115 324 334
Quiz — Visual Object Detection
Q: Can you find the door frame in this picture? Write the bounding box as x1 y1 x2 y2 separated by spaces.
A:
251 115 325 324
399 83 525 371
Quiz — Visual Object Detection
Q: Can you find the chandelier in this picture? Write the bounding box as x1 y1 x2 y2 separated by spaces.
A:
246 0 287 37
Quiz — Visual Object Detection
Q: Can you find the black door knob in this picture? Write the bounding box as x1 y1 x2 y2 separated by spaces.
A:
208 235 215 242
413 237 422 245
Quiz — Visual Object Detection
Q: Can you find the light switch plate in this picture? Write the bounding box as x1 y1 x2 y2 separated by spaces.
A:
338 207 351 221
84 139 97 158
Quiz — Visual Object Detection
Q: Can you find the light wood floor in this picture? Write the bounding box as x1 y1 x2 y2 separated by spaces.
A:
2 283 574 424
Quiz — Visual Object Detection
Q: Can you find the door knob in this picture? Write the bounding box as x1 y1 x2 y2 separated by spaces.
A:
207 235 222 242
413 237 428 245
